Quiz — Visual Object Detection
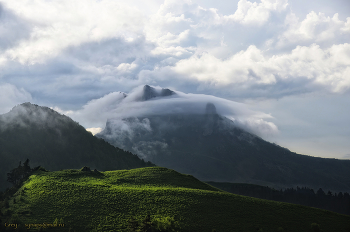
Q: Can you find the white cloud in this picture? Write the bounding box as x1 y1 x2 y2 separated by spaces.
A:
0 0 145 64
342 17 350 33
170 43 350 95
116 62 138 73
66 91 127 126
0 0 349 106
227 0 288 25
66 85 278 138
86 127 103 135
278 11 350 48
144 0 289 60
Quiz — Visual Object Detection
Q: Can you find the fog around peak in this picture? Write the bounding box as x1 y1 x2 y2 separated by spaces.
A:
0 102 71 132
65 85 278 138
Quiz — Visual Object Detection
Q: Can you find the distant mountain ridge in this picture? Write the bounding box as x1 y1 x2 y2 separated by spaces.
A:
0 102 153 191
96 85 350 192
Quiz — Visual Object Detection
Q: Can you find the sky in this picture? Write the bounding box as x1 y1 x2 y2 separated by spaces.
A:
0 0 349 159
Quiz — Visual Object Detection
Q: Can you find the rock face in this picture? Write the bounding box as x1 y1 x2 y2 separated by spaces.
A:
138 85 175 101
205 103 217 115
96 102 350 192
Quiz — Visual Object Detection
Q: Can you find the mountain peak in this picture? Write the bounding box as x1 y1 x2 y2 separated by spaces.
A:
12 102 38 110
205 102 217 115
8 102 60 118
11 102 51 112
1 102 70 130
139 85 175 101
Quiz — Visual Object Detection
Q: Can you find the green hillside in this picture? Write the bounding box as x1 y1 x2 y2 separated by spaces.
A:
1 167 350 232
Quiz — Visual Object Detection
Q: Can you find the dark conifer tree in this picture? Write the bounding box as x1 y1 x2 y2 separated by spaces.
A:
7 159 32 186
316 188 325 197
337 192 343 199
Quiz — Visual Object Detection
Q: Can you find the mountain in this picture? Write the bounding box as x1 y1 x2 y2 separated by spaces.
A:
0 102 153 191
97 86 350 192
137 84 175 101
2 167 350 232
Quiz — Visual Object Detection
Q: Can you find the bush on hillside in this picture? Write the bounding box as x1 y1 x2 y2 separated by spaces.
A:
128 215 180 232
310 223 321 232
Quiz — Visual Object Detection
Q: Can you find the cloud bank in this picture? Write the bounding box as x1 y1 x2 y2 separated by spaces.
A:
0 0 349 106
65 85 278 138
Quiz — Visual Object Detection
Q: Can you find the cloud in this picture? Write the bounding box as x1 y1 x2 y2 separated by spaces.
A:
144 0 289 59
168 43 350 96
103 117 152 140
0 37 156 107
0 0 145 64
277 11 350 48
0 0 349 110
227 0 288 25
343 154 350 160
131 140 169 160
0 84 32 114
86 127 103 135
66 85 278 138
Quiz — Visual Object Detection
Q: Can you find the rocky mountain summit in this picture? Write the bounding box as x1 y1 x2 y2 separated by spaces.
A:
138 85 175 101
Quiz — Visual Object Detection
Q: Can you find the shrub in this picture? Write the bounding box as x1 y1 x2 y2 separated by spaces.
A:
80 166 91 172
5 209 12 216
153 216 181 232
4 199 9 208
128 215 181 232
310 223 321 232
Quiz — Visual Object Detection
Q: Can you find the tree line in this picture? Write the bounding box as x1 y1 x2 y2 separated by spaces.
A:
207 182 350 215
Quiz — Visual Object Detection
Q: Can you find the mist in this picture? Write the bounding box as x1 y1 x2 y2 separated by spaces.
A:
66 85 279 138
0 102 71 133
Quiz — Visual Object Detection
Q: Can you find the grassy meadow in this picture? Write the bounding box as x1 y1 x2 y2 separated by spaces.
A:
2 167 350 232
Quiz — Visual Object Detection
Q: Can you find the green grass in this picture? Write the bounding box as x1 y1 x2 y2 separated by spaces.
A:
3 167 350 232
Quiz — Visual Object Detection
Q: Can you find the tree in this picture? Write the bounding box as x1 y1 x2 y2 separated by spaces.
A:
316 188 325 197
327 191 333 197
337 192 344 199
310 223 321 232
7 159 33 186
